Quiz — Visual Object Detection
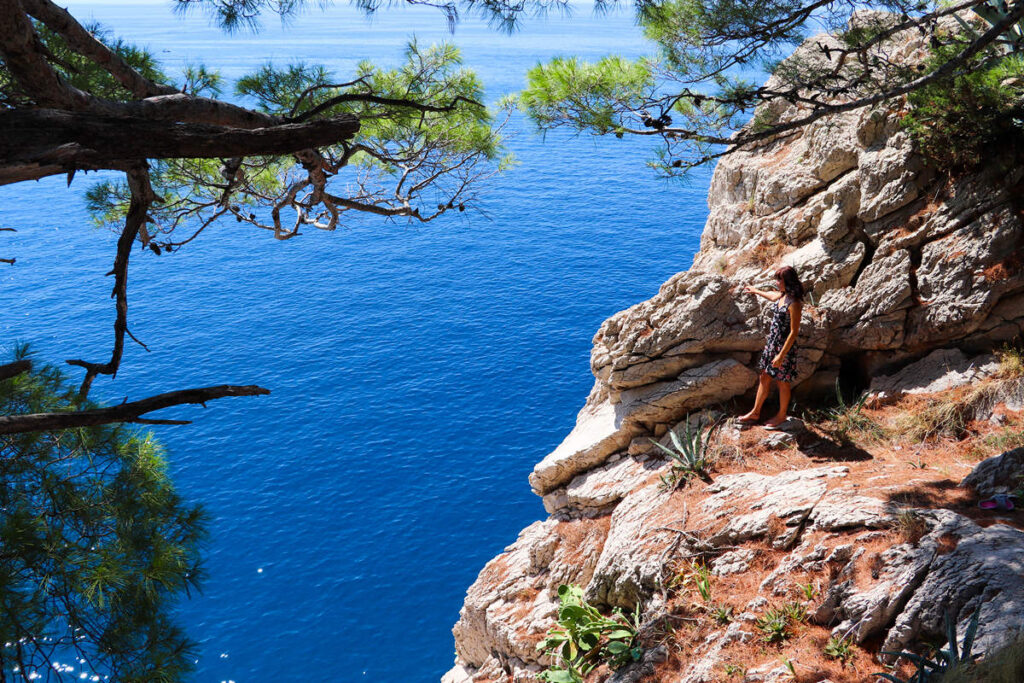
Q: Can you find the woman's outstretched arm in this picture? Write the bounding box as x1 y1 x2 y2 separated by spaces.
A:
743 285 783 301
772 300 803 368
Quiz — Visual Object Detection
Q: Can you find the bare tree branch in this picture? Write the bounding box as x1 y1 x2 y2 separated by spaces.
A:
65 163 153 400
0 384 271 434
0 359 32 382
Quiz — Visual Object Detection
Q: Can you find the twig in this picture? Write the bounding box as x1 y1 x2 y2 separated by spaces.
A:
65 163 153 399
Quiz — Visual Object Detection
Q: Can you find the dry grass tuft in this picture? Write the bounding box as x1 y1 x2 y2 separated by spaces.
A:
898 396 971 442
894 509 930 545
996 341 1024 379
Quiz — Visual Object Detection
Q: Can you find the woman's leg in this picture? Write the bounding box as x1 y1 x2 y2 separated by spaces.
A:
766 380 792 426
739 372 773 422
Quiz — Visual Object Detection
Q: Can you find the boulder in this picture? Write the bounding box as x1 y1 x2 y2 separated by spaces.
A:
960 447 1024 498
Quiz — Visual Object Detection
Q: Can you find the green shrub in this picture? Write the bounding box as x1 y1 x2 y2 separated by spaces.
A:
902 46 1024 169
536 584 642 682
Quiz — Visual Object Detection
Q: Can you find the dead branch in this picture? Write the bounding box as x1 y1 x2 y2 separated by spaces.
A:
0 384 270 434
65 163 153 400
0 359 32 382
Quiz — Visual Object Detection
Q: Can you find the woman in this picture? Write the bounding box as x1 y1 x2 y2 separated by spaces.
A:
738 266 804 429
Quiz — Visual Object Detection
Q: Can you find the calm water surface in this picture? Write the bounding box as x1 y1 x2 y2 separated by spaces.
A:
0 3 711 680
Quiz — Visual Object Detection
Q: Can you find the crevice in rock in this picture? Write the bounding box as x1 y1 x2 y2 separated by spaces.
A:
766 165 859 218
847 218 877 288
908 244 923 305
838 353 870 400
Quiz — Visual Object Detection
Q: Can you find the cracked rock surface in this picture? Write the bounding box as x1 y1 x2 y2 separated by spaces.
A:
526 22 1024 496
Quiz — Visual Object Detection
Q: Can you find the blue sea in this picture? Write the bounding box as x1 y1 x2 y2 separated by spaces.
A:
0 3 711 680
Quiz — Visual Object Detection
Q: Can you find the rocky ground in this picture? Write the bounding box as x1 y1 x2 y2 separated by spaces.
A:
445 361 1024 683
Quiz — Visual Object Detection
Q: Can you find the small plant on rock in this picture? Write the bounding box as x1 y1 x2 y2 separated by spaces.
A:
713 605 734 625
825 381 887 444
688 561 713 603
799 581 819 601
825 635 855 663
652 413 722 488
537 584 643 682
756 606 792 644
875 608 981 683
782 600 809 624
724 663 746 678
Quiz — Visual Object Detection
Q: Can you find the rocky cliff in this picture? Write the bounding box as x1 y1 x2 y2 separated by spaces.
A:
444 14 1024 683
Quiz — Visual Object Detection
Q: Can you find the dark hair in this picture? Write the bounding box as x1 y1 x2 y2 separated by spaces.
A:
774 266 805 301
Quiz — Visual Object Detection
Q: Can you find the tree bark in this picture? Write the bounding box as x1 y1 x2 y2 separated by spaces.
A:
0 360 32 382
0 109 360 185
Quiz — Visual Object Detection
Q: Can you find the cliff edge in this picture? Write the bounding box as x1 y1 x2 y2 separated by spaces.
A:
445 14 1024 683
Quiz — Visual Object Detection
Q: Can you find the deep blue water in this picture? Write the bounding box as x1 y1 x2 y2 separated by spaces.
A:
0 3 711 680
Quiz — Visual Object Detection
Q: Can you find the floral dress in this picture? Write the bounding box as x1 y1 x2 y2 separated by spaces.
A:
758 297 798 382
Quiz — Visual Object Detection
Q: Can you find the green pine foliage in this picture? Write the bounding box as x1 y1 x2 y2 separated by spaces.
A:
903 47 1024 169
0 346 205 682
36 22 170 101
85 40 511 236
519 56 654 135
0 22 168 108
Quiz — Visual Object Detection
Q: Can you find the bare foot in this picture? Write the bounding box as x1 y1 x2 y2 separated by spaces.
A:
764 415 788 429
737 412 760 424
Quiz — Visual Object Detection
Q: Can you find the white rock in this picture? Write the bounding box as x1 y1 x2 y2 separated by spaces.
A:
869 348 999 399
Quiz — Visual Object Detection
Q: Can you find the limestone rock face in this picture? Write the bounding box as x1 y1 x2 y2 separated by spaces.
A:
527 21 1024 494
868 348 999 401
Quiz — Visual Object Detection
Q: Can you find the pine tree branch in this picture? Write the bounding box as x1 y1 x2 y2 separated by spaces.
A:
0 384 271 434
0 0 89 108
290 93 483 123
21 0 180 98
0 108 361 186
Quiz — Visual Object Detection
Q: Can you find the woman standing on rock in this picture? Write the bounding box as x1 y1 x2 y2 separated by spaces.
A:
738 266 804 429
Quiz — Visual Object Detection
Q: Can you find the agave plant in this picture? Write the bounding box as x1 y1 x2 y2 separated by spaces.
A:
651 413 722 487
875 608 981 683
955 1 1024 53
